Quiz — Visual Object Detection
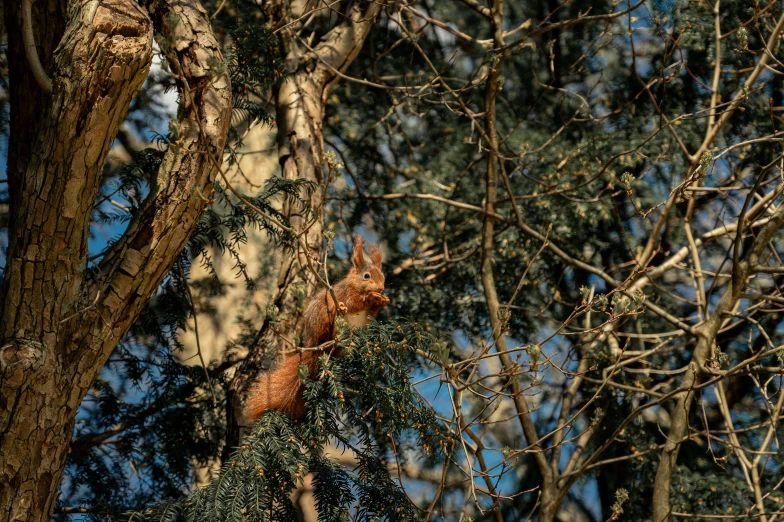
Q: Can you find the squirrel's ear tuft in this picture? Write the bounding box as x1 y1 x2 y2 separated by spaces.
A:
368 243 383 266
352 236 365 269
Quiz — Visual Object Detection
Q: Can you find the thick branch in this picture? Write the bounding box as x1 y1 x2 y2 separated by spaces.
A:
82 0 233 355
651 200 784 522
312 0 382 92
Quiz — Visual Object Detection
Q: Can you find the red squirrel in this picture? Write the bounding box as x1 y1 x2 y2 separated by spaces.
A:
245 236 390 422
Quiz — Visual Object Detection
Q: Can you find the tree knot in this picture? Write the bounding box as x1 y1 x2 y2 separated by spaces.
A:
0 338 45 386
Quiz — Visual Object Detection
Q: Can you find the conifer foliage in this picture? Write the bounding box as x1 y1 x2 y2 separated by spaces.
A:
109 322 445 522
5 0 784 521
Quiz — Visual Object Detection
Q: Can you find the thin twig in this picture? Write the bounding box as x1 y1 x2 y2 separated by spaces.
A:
22 0 53 93
177 260 218 407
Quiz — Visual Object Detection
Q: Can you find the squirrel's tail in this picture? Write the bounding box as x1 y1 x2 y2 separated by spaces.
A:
245 351 319 423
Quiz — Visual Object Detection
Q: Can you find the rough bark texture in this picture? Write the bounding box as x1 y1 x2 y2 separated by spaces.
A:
228 0 381 446
0 1 232 521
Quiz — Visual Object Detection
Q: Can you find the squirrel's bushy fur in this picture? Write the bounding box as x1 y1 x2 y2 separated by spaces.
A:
245 236 389 421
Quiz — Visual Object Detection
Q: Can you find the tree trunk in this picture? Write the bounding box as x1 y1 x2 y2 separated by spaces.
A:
228 0 381 447
0 1 232 521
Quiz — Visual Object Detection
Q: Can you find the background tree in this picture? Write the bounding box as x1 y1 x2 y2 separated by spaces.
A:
3 0 784 521
227 0 382 449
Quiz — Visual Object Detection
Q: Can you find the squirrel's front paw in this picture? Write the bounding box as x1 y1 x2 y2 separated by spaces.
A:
338 302 348 314
367 291 390 307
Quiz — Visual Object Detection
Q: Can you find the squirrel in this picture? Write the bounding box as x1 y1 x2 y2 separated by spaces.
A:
244 236 390 422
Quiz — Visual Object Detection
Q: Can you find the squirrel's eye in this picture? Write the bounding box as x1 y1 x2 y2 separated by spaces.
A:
363 273 371 279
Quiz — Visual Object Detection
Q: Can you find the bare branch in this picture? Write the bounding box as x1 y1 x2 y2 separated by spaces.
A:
21 0 52 93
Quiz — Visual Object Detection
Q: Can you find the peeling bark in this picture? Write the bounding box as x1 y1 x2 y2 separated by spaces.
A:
0 1 232 520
